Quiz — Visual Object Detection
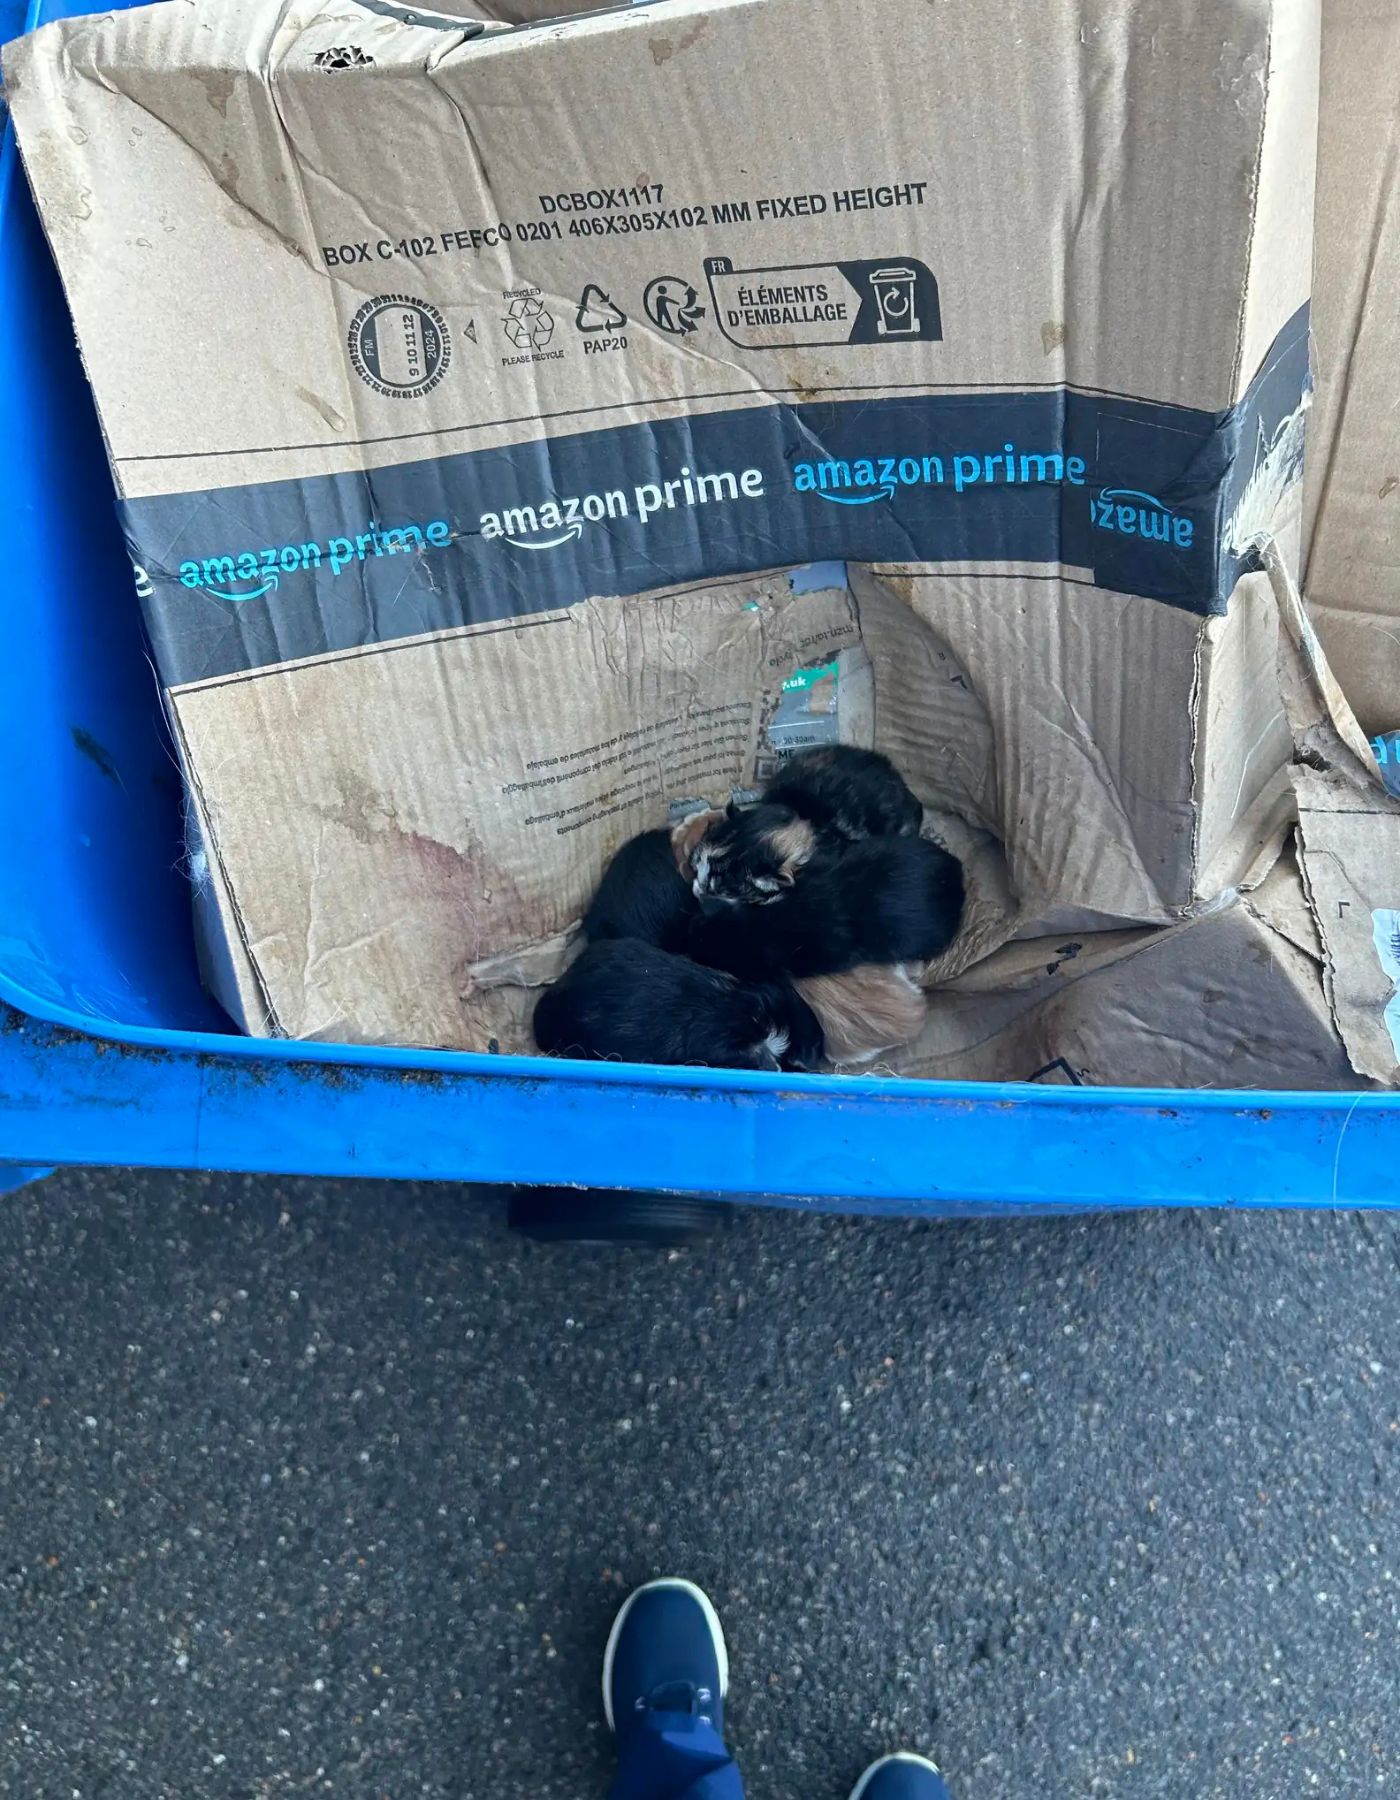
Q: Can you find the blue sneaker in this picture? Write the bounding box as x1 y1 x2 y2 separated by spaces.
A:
603 1578 729 1744
849 1752 953 1800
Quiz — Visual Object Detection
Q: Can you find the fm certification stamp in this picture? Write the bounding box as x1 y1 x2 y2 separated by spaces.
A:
348 294 451 398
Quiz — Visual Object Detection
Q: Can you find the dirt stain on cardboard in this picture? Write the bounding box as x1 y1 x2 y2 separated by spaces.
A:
649 18 706 63
200 69 238 117
783 353 835 404
1041 320 1068 355
321 771 535 929
294 385 348 432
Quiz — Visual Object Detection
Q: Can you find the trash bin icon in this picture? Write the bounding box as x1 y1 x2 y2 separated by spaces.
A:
869 266 920 337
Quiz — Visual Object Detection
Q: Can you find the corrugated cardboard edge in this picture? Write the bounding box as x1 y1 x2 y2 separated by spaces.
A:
177 745 280 1038
1300 1 1400 735
1291 773 1400 1084
1264 539 1400 1082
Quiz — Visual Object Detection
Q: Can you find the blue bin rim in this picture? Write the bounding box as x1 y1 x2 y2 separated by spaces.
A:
4 960 1392 1119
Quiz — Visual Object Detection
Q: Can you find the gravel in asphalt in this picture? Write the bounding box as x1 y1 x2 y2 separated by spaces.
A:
0 1172 1397 1798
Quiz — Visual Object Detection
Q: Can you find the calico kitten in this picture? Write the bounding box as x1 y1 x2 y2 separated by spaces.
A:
533 938 823 1071
689 802 818 908
688 747 922 907
688 833 965 982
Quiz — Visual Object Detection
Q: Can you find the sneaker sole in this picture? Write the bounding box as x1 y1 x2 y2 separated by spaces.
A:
848 1751 945 1800
602 1577 730 1731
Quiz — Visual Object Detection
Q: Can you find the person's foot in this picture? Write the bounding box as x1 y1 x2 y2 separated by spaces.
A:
603 1578 729 1744
849 1751 953 1800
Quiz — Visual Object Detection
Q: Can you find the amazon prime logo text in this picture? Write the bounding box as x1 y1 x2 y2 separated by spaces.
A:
1091 487 1195 549
178 518 451 602
479 464 765 551
793 445 1088 505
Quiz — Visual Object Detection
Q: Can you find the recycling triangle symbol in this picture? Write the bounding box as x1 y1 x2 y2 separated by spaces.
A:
575 283 628 332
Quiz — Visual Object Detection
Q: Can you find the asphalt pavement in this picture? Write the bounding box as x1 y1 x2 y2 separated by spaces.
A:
1 1172 1397 1798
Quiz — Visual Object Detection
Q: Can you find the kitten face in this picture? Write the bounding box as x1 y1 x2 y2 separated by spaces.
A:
689 803 817 907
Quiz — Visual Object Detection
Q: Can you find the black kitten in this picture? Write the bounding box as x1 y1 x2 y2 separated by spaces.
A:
583 827 697 953
689 834 965 982
533 938 823 1071
764 745 923 841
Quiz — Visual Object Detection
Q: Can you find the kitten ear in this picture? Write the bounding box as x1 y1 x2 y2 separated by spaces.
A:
725 799 743 821
671 807 724 873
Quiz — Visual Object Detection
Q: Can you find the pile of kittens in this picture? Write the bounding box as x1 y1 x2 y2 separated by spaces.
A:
532 746 965 1072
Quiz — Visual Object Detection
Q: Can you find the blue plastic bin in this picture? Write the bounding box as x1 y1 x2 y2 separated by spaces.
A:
1 0 1397 1212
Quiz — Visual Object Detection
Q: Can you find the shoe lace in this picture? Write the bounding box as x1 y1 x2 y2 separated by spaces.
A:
634 1679 715 1725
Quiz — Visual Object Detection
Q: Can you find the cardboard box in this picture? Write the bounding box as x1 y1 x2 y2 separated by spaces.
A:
1302 0 1400 739
5 0 1317 1048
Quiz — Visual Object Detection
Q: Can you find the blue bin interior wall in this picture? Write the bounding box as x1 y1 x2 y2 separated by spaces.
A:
0 61 229 1036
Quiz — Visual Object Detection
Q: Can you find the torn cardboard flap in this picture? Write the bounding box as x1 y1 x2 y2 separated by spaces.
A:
1294 769 1400 1084
1262 537 1400 1084
1268 534 1380 781
891 845 1372 1092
